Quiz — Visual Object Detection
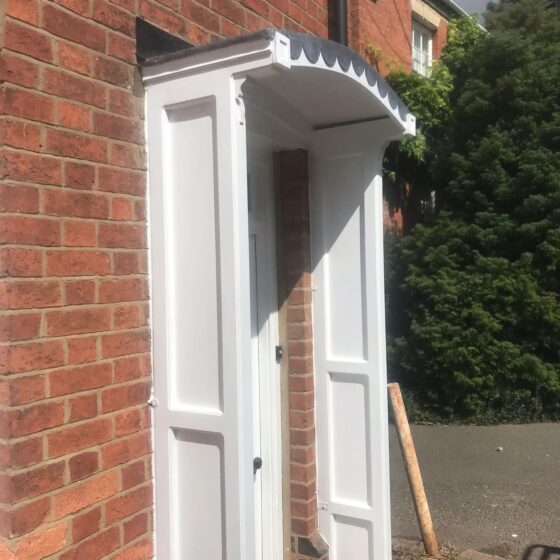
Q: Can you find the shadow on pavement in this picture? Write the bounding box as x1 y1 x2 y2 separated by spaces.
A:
522 545 560 560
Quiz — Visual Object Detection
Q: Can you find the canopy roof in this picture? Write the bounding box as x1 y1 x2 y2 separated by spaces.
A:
142 29 415 138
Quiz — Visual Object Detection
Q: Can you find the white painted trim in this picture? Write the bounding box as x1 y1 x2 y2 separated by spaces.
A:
248 138 283 560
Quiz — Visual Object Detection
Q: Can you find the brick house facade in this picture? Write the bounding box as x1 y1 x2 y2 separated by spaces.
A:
351 0 452 76
0 1 451 559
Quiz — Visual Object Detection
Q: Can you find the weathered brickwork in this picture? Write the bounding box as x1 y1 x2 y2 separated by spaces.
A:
0 1 327 558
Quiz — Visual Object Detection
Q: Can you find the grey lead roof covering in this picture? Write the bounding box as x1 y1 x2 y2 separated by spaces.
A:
282 30 393 99
142 29 378 92
142 28 409 123
141 28 273 67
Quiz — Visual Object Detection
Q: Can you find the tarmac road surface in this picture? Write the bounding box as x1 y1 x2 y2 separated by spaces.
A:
389 423 560 559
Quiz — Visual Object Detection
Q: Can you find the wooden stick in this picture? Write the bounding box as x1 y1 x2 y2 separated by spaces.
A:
388 383 439 556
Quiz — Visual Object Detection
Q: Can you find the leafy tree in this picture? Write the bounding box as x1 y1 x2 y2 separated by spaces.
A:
383 16 484 231
386 0 560 421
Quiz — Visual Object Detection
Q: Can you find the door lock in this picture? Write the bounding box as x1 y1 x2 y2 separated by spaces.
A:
253 456 263 474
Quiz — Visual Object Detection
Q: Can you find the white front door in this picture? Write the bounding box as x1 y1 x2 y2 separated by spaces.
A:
248 145 283 560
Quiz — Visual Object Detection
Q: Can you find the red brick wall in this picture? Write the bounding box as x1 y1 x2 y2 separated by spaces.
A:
383 200 404 232
433 18 448 60
351 0 413 73
0 1 328 559
351 0 450 75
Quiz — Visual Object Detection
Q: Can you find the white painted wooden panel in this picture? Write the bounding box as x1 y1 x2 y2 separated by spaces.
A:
321 156 366 362
311 121 394 560
165 101 222 414
146 70 255 560
332 516 373 560
172 430 224 559
329 373 370 506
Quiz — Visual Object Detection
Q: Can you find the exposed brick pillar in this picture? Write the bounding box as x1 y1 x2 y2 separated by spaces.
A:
276 150 328 560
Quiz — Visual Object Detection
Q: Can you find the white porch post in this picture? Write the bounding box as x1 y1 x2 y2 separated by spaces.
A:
146 69 255 560
310 120 396 560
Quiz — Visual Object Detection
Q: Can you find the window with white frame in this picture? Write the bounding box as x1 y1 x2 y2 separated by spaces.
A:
412 20 433 76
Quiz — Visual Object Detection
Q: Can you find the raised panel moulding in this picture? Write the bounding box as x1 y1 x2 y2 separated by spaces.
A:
171 429 225 558
328 373 371 507
164 99 223 415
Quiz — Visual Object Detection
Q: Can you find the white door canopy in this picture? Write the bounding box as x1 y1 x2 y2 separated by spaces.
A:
142 28 415 139
143 28 415 560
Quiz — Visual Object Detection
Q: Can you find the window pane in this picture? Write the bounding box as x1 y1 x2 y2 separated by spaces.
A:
412 21 433 75
414 29 422 49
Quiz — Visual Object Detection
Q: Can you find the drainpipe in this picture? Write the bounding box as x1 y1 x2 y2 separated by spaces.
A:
329 0 348 46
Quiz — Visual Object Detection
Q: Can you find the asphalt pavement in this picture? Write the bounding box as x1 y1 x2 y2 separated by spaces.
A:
389 423 560 559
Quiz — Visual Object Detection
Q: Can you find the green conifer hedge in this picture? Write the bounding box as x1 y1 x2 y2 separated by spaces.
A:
385 0 560 422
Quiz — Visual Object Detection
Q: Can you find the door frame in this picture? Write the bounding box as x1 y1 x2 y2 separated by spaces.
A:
247 137 283 560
